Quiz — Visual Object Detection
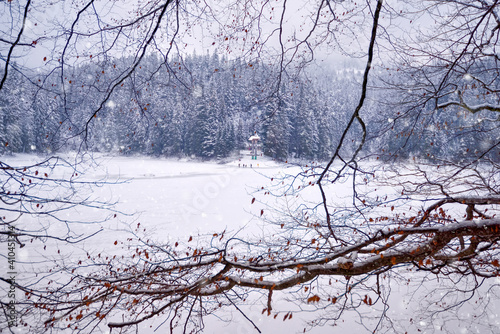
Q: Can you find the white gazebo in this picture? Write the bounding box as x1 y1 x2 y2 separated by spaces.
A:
248 133 260 160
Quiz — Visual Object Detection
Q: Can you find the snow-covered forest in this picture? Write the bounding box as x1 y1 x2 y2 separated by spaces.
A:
2 53 498 162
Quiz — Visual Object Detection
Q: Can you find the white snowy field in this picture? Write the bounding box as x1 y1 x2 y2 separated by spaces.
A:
1 152 500 333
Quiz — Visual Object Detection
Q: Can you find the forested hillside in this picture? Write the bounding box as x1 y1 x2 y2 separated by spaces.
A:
1 53 498 162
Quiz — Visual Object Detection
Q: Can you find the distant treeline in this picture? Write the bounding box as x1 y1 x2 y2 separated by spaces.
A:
1 53 498 162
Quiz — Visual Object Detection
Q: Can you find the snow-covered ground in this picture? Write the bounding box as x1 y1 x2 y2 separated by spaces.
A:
81 151 288 247
1 152 500 333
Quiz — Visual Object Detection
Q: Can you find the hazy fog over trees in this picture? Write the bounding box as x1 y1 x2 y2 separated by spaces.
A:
2 53 497 162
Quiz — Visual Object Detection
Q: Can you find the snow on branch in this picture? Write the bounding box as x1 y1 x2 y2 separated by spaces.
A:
437 100 500 114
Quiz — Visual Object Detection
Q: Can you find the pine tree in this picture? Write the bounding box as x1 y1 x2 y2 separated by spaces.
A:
262 98 291 160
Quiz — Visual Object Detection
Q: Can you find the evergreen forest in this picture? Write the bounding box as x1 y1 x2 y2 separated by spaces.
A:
1 53 498 163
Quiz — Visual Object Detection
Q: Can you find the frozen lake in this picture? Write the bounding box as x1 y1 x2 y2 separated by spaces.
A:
1 152 499 333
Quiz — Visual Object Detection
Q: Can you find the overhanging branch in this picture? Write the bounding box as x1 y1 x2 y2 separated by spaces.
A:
437 100 500 113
